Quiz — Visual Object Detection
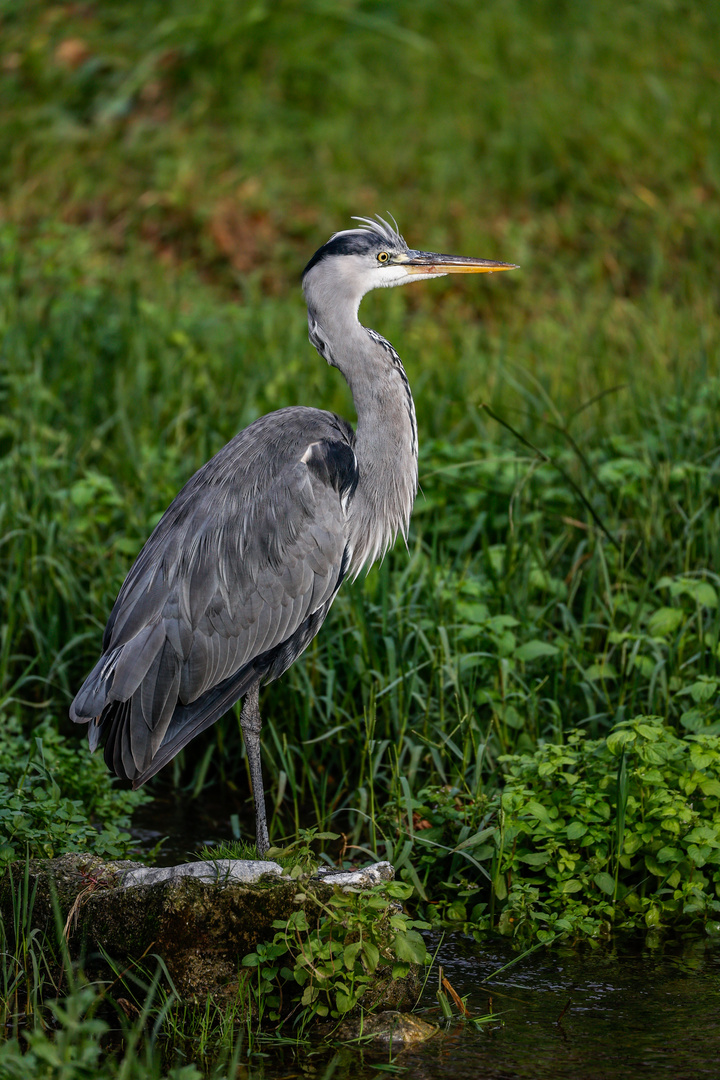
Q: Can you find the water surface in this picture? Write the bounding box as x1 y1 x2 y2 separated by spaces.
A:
401 933 720 1080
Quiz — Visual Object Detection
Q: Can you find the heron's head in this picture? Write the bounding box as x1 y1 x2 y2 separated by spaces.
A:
302 215 516 314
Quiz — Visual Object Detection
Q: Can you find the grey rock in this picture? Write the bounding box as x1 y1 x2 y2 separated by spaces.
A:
121 858 283 889
314 860 394 888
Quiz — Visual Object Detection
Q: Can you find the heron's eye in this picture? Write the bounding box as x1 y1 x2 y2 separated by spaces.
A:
377 251 390 263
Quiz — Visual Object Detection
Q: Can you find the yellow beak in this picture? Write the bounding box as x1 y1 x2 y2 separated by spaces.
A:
402 251 518 275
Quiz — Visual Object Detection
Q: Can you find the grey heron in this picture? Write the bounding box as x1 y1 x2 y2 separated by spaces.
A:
70 216 516 855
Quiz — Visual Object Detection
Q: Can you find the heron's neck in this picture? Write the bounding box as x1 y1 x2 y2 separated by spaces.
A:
308 303 419 572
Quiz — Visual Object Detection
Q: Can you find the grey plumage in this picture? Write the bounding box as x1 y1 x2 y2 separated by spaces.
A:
71 215 516 854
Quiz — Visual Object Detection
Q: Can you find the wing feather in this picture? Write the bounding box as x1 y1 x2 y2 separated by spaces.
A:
71 408 359 784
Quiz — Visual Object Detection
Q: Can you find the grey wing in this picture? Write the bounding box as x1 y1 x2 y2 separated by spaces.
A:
70 410 358 786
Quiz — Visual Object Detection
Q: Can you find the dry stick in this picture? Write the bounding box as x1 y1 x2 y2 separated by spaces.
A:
556 997 572 1023
63 865 120 942
441 975 469 1017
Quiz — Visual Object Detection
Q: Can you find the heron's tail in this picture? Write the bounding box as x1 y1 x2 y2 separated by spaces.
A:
70 638 259 786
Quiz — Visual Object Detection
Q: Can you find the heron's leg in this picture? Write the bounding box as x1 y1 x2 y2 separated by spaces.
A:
240 684 270 857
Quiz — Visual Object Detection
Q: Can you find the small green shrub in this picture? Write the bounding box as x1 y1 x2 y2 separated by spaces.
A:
242 880 430 1027
399 717 720 943
496 717 720 941
0 715 148 864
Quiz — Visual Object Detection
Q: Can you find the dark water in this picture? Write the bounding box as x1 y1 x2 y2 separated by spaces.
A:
405 933 720 1080
129 806 720 1079
228 933 720 1080
129 790 250 863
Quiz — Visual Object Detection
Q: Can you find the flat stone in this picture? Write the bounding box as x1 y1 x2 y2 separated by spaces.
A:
121 858 283 889
314 860 394 888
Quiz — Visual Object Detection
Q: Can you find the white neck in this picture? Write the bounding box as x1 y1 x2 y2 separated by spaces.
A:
303 284 418 574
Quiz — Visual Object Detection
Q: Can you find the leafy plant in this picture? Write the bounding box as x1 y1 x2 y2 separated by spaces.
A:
0 982 220 1080
241 880 430 1027
0 715 148 864
392 717 720 944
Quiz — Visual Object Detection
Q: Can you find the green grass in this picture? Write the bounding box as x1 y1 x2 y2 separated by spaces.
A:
1 0 720 1069
3 226 719 833
2 0 719 850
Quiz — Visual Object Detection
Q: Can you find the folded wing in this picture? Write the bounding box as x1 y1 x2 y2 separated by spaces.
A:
70 408 358 785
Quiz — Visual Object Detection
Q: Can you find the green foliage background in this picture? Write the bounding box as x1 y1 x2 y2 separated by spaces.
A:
1 0 720 940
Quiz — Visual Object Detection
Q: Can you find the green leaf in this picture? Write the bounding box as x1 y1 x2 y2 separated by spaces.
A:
671 579 718 608
566 821 587 840
519 851 551 867
695 582 718 608
335 989 356 1014
690 746 715 769
445 901 467 921
526 800 553 825
647 607 684 637
392 930 427 965
385 881 414 901
488 615 520 630
515 640 560 662
689 678 718 704
464 843 494 861
594 872 615 895
343 942 362 970
645 906 662 928
680 708 706 732
362 941 380 972
584 662 618 681
288 910 309 932
502 705 525 729
606 729 634 755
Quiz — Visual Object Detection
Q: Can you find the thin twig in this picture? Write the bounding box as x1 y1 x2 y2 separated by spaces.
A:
480 403 620 551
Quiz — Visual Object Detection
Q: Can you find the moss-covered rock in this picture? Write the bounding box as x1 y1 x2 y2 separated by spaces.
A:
340 1010 439 1045
0 855 421 1013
